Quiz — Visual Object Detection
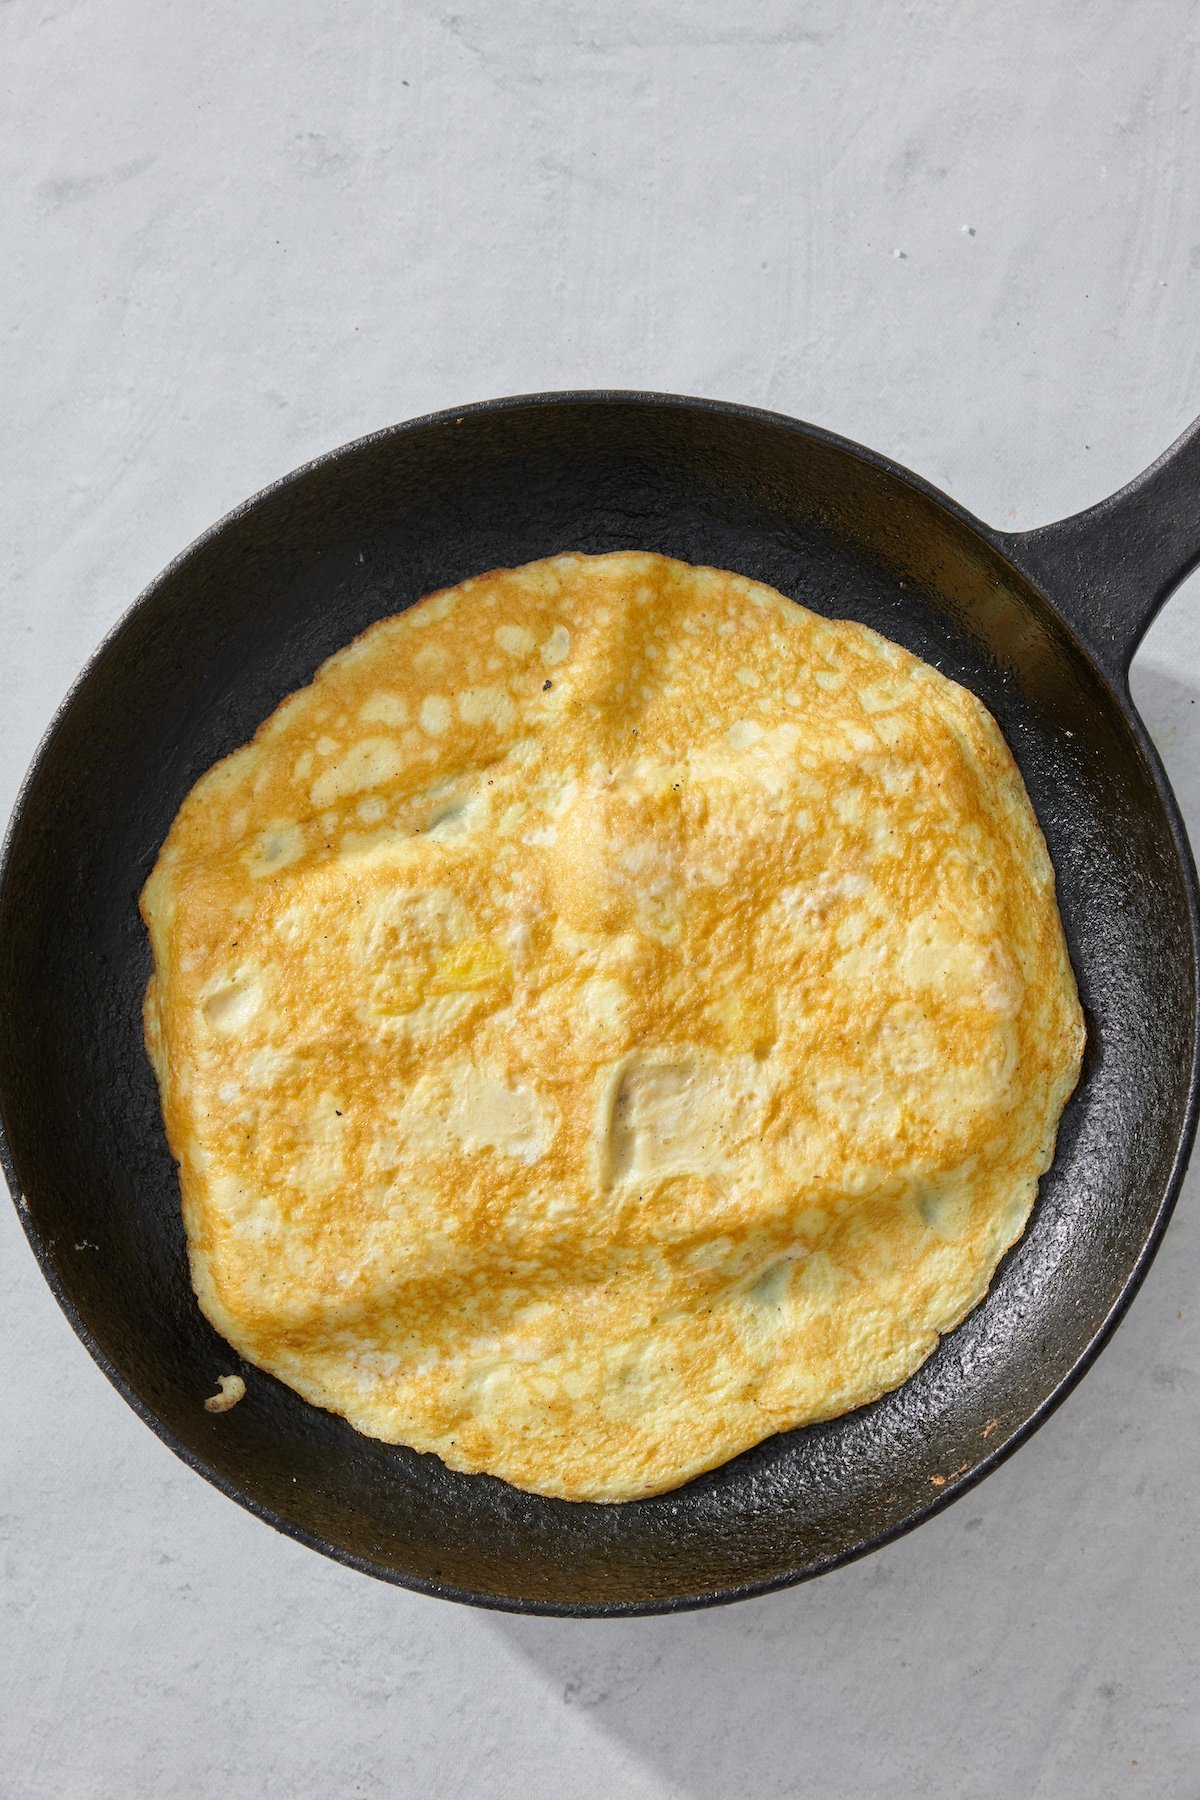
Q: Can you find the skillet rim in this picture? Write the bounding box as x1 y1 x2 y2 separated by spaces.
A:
2 387 1197 1616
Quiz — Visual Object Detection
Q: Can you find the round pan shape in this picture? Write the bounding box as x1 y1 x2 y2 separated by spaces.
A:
2 393 1199 1615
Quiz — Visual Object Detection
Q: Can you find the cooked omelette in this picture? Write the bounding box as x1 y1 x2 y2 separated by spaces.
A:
141 551 1085 1501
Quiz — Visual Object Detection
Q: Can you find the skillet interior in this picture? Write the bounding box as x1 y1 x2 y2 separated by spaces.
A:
1 394 1194 1613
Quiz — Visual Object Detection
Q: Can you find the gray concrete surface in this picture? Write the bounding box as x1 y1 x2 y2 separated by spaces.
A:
3 2 1200 1795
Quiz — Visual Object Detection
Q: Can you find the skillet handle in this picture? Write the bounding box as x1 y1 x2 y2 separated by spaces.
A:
996 414 1200 685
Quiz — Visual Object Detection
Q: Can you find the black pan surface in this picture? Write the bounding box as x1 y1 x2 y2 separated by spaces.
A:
3 392 1198 1614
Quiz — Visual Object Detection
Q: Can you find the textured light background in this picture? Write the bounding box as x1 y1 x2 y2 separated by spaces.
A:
3 3 1200 1795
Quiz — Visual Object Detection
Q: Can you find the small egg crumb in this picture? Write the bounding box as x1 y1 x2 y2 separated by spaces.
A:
205 1374 246 1413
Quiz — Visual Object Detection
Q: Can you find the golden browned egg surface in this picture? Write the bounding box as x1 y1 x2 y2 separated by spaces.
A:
141 551 1085 1501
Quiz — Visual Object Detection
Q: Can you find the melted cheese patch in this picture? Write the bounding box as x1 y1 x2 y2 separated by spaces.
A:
141 551 1084 1501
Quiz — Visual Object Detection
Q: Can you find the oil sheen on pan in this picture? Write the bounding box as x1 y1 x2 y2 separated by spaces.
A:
140 552 1085 1502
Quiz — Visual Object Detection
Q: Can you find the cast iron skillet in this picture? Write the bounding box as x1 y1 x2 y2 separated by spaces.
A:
3 393 1200 1616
